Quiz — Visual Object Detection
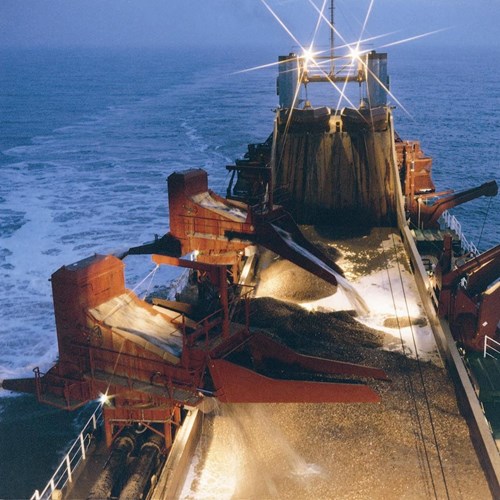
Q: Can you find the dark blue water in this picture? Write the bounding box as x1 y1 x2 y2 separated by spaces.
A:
0 44 498 498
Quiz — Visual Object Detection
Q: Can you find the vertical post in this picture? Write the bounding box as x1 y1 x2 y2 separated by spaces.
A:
245 294 250 335
405 144 411 202
80 432 86 460
181 314 189 367
33 367 42 401
410 144 416 217
164 420 172 450
268 117 278 211
66 455 72 483
219 265 230 339
173 405 181 425
104 413 113 448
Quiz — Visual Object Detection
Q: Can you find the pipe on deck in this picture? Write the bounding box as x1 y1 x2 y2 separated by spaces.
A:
86 432 136 500
118 433 164 500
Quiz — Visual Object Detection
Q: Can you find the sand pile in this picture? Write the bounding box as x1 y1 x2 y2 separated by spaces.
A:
180 228 492 499
246 297 386 363
255 257 338 302
184 293 492 499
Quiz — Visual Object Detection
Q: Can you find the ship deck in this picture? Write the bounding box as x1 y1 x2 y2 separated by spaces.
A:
176 226 493 499
62 437 110 500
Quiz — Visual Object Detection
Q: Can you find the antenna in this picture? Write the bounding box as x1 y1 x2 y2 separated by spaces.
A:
329 0 335 75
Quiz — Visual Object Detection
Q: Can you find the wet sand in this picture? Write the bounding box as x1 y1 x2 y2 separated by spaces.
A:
180 228 492 499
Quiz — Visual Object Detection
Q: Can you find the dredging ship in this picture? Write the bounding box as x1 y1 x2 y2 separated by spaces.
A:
3 8 500 500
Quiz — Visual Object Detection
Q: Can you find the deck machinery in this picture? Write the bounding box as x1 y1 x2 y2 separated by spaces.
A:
25 46 498 456
2 18 500 499
25 168 390 453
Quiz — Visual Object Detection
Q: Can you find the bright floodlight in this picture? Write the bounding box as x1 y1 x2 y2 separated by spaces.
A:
302 48 318 70
349 46 362 61
99 392 110 405
302 48 314 62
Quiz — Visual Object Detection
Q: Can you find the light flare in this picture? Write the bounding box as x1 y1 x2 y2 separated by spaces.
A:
98 392 113 405
307 0 328 57
260 0 304 50
251 2 447 123
301 48 316 69
233 32 397 77
358 0 376 51
378 28 450 49
307 0 445 114
348 46 363 62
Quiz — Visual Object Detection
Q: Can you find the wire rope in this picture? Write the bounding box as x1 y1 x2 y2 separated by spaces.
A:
101 264 160 322
380 236 438 499
389 233 451 499
476 196 493 252
142 263 160 299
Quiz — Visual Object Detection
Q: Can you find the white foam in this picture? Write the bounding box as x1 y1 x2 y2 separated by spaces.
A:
0 88 233 380
302 237 441 364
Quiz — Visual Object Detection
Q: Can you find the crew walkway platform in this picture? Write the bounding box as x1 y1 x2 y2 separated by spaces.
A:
411 228 460 243
467 356 500 403
467 355 500 439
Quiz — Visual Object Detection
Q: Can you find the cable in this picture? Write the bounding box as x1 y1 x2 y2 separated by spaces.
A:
381 235 438 499
142 264 159 299
390 233 451 499
476 196 492 252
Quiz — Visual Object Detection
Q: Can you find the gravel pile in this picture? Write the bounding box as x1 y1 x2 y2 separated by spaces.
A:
187 306 492 498
256 256 338 302
182 227 493 499
247 297 386 363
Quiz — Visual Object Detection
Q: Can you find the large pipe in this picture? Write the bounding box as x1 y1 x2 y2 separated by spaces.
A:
118 433 164 500
1 377 36 393
419 180 498 228
441 244 500 290
87 431 136 500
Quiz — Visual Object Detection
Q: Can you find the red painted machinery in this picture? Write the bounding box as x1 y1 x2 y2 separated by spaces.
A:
130 169 344 284
395 139 498 229
435 235 500 351
10 168 389 448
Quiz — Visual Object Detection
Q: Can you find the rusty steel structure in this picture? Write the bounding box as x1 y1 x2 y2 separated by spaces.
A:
24 169 391 450
2 24 498 491
435 235 500 351
395 139 498 229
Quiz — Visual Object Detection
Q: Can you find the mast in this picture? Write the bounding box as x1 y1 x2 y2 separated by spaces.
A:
329 0 335 75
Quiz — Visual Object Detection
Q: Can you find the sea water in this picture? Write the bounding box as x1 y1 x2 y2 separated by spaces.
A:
0 44 498 498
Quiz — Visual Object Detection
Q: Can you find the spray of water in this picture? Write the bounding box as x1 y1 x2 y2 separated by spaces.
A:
261 224 370 316
333 271 370 316
181 403 323 499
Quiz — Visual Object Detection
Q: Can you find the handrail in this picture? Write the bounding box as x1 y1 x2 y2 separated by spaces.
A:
185 284 254 348
483 335 500 360
441 210 479 256
30 404 103 500
33 367 90 411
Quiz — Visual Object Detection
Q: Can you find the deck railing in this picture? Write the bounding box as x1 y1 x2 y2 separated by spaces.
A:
483 335 500 360
30 404 103 500
441 210 479 256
